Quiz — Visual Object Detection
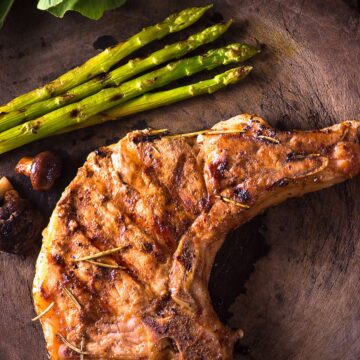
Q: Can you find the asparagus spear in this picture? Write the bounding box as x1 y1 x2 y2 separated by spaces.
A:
58 66 252 135
0 5 212 113
0 44 258 154
0 21 232 132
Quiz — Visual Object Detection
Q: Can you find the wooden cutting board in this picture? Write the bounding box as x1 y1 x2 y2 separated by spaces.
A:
0 0 359 359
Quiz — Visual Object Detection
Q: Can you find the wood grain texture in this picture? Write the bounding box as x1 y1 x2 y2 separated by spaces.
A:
0 0 359 359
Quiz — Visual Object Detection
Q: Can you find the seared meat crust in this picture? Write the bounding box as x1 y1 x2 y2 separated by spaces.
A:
33 114 360 359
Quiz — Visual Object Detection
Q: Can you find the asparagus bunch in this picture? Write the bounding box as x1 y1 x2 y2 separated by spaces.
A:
59 67 252 135
0 5 260 155
0 44 257 154
0 5 212 113
0 21 232 132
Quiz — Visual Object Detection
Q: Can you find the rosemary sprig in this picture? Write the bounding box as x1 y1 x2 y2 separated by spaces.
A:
216 195 250 209
80 337 86 360
31 302 54 322
85 259 125 269
162 129 246 139
294 153 321 160
63 287 82 310
57 334 90 355
256 135 280 144
148 129 169 135
75 246 124 261
150 144 161 154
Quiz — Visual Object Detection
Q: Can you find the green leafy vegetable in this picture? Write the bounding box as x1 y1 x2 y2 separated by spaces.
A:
0 0 14 28
37 0 127 20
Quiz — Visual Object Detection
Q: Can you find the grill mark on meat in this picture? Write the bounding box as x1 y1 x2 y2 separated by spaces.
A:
209 157 228 185
58 185 152 292
147 142 203 217
81 289 112 325
60 180 170 286
64 185 168 281
52 254 65 267
153 214 178 249
108 158 179 252
177 239 194 272
60 267 113 326
171 153 187 190
72 173 171 268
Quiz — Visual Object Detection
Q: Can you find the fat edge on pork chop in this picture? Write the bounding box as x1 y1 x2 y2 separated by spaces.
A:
33 114 360 359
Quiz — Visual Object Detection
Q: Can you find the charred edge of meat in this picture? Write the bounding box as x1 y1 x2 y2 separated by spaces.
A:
94 148 109 158
60 269 112 325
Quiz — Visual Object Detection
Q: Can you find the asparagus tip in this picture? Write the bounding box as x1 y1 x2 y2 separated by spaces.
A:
203 4 214 11
241 65 253 74
223 19 233 30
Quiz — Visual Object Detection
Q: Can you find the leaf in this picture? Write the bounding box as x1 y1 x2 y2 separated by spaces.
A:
37 0 127 20
0 0 14 28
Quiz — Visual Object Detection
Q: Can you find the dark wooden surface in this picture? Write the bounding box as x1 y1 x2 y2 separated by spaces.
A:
0 1 359 359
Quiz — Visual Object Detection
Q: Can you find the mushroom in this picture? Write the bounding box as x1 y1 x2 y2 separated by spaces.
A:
0 177 44 254
15 151 62 191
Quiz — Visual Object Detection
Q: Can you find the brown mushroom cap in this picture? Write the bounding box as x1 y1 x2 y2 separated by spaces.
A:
30 151 62 191
0 186 44 254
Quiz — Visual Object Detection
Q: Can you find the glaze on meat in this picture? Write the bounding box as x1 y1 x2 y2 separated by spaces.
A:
33 114 360 359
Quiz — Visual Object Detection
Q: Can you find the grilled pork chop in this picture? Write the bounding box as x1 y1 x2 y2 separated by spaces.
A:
33 114 360 359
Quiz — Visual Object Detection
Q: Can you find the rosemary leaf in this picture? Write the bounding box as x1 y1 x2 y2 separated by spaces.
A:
164 129 245 139
256 135 280 144
32 302 54 322
63 287 82 310
216 195 250 209
75 246 124 261
149 128 169 135
57 334 90 355
294 153 321 160
85 259 125 269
